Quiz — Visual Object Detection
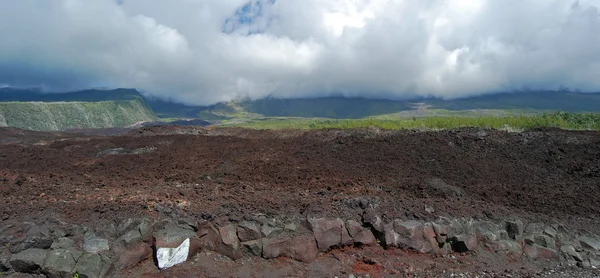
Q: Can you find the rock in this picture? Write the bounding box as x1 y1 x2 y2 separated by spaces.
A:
423 224 444 254
393 220 432 253
288 234 318 263
432 223 449 245
589 256 600 268
284 223 298 232
217 224 242 260
1 247 12 272
579 236 600 252
560 245 584 263
362 209 384 233
261 224 282 238
523 245 559 261
237 221 262 242
115 242 152 269
196 222 221 251
137 219 153 243
534 234 556 249
524 223 545 234
51 228 68 239
424 178 464 198
9 249 48 273
308 217 349 251
474 221 501 248
50 238 75 250
544 226 557 238
496 240 522 255
83 232 109 254
117 229 143 247
241 240 263 256
9 232 53 254
262 237 288 260
156 238 190 270
156 225 203 263
262 234 317 263
454 234 477 252
505 220 524 240
345 220 363 238
153 226 196 248
384 222 399 247
353 230 377 246
73 253 112 278
42 249 77 278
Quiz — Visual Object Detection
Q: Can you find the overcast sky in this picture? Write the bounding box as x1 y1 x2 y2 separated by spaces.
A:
1 0 599 105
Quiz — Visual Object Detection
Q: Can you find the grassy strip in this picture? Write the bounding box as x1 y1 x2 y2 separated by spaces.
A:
226 112 600 131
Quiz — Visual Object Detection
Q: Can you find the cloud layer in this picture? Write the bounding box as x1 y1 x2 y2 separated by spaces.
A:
1 0 600 105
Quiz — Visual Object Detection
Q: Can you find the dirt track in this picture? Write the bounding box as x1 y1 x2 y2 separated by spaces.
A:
1 126 600 276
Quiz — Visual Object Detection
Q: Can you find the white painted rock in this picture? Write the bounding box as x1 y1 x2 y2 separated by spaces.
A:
156 238 190 269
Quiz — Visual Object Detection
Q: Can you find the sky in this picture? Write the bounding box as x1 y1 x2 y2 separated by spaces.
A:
1 0 600 105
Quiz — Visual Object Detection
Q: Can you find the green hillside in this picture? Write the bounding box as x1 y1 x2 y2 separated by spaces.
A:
0 100 157 131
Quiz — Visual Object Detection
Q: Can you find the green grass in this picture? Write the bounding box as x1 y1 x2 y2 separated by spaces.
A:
225 112 600 131
0 100 158 131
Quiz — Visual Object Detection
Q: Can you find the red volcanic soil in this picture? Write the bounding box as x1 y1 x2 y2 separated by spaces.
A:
1 126 599 276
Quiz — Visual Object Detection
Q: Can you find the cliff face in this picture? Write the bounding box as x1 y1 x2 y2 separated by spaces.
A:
0 100 157 131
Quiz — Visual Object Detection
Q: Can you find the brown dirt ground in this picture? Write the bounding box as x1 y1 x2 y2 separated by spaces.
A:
1 126 600 276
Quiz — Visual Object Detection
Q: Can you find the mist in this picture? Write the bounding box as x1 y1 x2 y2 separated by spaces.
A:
1 0 599 105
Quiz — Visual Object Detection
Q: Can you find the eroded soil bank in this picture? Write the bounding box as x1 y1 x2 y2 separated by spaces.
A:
1 126 599 277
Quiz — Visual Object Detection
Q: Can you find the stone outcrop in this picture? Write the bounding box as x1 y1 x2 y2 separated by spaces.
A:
2 213 600 277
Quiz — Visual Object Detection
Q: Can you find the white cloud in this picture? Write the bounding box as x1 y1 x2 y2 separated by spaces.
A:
1 0 599 105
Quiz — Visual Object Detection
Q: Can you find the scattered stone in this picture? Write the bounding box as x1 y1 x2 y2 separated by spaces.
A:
425 206 435 214
83 233 109 254
42 249 77 278
237 221 262 242
73 253 112 278
9 249 48 274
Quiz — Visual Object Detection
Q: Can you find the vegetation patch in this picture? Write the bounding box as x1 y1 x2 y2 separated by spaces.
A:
225 112 600 131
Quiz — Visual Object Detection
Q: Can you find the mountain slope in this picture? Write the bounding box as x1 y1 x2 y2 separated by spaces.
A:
0 100 157 131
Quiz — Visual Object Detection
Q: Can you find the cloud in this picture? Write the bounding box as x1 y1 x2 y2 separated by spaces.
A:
1 0 600 105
